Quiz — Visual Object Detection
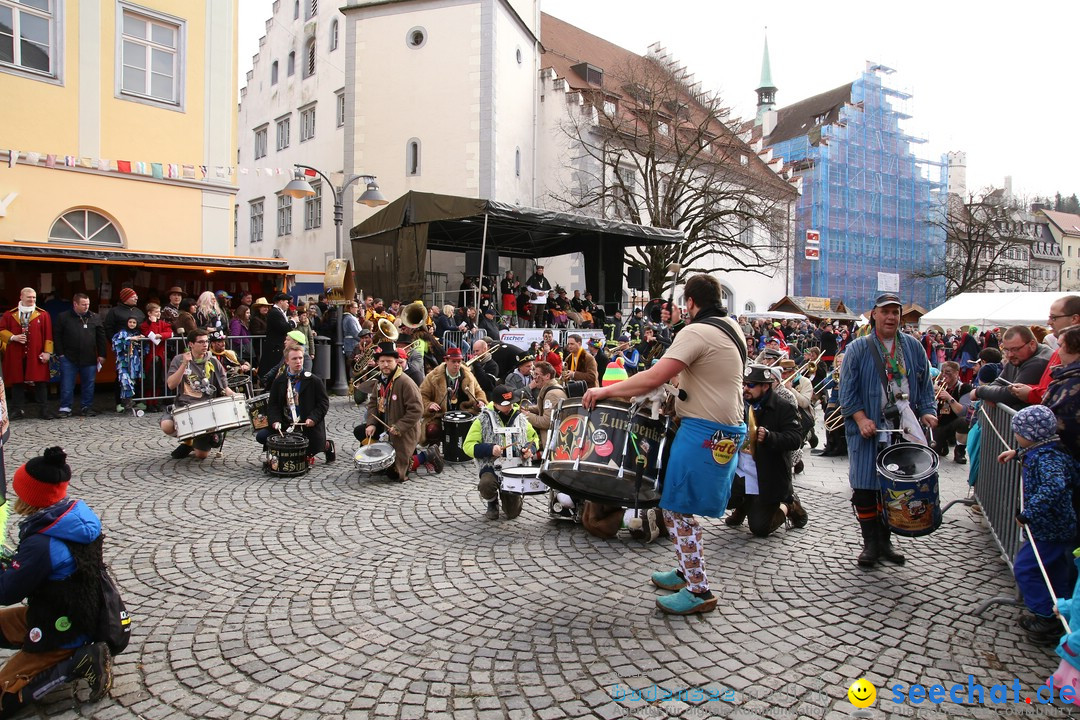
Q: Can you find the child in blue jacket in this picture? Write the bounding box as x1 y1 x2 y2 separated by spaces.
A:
0 447 112 716
1000 405 1080 646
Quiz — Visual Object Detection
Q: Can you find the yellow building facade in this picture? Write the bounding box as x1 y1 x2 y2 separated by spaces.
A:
0 0 239 263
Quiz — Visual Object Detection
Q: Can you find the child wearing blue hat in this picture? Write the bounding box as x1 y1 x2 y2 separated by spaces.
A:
999 404 1080 645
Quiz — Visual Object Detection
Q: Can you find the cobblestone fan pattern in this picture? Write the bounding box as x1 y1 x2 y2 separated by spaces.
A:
1 399 1074 719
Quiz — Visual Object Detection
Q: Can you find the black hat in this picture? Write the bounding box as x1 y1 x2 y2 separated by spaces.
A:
744 364 778 384
208 329 227 343
761 347 783 359
491 385 515 407
873 292 902 308
516 352 534 366
373 342 398 359
272 292 291 303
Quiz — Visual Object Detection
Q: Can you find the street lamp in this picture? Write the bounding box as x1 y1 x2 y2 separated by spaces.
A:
282 165 389 394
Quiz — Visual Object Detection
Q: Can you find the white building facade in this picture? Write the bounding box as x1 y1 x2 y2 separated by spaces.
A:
237 0 795 313
237 0 349 294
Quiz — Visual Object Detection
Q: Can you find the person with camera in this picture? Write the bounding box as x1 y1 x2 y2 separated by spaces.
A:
839 293 937 568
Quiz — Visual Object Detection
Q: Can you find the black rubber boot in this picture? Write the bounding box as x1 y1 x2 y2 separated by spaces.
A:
857 519 881 568
877 524 906 565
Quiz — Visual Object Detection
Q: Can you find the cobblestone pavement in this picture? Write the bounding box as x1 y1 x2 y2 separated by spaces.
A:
1 399 1074 719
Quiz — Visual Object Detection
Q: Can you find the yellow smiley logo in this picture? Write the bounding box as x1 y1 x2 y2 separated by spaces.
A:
848 678 876 708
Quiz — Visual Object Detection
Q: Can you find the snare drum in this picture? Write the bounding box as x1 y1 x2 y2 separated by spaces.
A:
354 442 396 473
442 411 475 463
227 374 253 398
173 396 250 440
540 398 673 508
877 442 941 537
266 432 310 477
247 393 270 430
499 465 548 495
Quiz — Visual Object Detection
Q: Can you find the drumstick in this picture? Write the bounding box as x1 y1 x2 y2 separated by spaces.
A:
370 414 395 434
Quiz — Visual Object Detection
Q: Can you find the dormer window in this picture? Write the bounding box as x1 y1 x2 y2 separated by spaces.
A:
571 62 603 86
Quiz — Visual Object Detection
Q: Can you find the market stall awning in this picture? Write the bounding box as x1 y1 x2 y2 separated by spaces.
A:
349 191 683 306
768 295 861 323
0 242 296 274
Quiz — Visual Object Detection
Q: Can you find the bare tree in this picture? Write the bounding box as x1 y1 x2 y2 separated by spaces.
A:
912 189 1036 297
552 57 797 299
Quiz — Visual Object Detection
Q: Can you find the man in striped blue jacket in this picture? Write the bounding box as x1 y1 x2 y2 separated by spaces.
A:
839 293 937 568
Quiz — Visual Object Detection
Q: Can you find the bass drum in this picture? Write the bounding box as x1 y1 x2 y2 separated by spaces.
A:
877 442 941 537
442 411 475 463
266 433 309 477
540 398 673 508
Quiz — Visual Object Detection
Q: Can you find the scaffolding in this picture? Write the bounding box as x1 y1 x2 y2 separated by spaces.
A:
768 67 947 312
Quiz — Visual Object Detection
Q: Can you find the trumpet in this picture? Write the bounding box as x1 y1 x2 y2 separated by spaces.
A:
933 374 950 401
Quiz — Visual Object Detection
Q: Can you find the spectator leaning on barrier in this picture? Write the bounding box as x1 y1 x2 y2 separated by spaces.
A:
1044 325 1080 461
1009 295 1080 406
973 325 1052 411
997 405 1080 646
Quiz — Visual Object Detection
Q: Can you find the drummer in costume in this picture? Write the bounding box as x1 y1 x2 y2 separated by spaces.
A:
561 334 599 388
419 346 484 446
261 346 335 465
359 343 425 482
583 274 747 615
726 365 807 536
463 385 540 520
839 292 937 568
160 328 238 460
208 329 251 376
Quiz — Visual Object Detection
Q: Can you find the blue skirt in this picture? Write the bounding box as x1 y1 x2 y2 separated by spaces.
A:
660 417 747 517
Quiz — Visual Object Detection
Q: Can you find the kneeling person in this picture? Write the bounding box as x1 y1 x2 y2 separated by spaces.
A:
464 385 540 520
0 447 113 716
727 364 808 536
160 328 236 460
260 346 335 465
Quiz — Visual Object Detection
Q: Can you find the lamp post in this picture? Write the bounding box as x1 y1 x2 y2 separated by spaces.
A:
282 165 388 394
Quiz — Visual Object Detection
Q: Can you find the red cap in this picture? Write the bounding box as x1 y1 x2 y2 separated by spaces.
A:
445 347 463 360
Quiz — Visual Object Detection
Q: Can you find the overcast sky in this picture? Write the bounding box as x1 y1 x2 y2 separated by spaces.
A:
238 0 1079 200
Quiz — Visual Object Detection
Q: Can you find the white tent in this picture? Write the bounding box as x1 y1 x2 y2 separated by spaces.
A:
918 292 1071 332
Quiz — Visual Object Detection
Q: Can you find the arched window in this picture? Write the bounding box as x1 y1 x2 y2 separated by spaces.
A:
271 60 278 84
49 209 123 246
406 138 421 176
287 51 295 76
329 20 339 51
304 39 316 77
744 301 756 313
720 284 734 311
293 1 300 19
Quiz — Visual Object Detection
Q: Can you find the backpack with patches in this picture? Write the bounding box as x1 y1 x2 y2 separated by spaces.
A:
97 564 131 655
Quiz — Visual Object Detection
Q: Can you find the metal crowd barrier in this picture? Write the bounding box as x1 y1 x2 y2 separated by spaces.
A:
120 334 268 404
969 402 1023 614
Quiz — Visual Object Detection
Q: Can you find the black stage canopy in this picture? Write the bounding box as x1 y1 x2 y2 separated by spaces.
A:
349 191 682 307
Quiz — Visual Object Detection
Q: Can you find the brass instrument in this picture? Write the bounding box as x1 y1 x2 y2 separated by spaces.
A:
933 374 950 402
824 404 845 432
745 405 757 458
813 369 838 394
351 344 376 377
464 342 503 366
350 339 424 387
375 317 398 344
400 300 428 329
